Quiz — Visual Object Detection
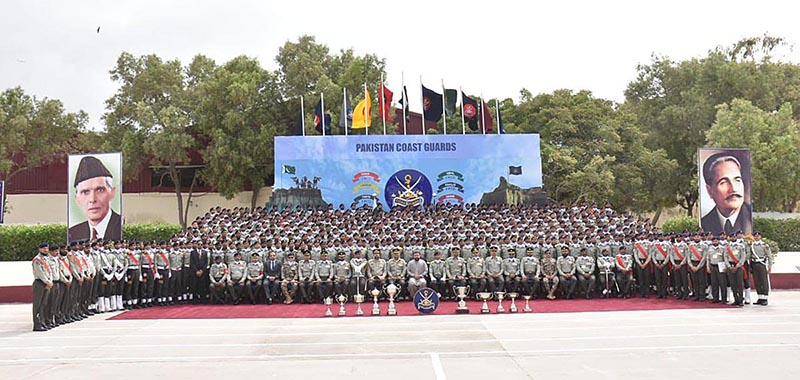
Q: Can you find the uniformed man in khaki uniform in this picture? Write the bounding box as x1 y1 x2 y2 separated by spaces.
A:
244 253 264 304
333 252 352 297
280 252 299 304
485 246 504 293
297 251 316 303
502 250 522 293
387 249 407 299
521 248 541 298
540 250 559 300
467 248 487 295
749 232 771 305
367 249 387 292
32 243 54 331
314 251 334 301
208 255 229 304
445 247 467 298
557 248 577 299
615 246 634 298
687 233 707 301
428 251 447 298
575 248 596 299
227 252 247 304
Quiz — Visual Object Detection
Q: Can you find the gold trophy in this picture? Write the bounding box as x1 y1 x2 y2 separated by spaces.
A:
354 293 365 316
453 285 471 314
508 292 519 313
522 295 533 313
477 292 493 314
370 288 381 316
495 291 506 313
324 296 333 317
336 294 347 316
385 283 399 315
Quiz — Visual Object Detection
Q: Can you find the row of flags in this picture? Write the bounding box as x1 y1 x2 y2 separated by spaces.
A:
296 79 505 136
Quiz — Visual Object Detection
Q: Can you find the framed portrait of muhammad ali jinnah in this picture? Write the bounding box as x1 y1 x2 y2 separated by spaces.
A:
67 153 123 243
698 148 752 236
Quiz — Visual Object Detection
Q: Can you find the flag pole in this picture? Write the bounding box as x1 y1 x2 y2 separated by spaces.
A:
300 95 306 136
480 94 485 134
441 79 447 135
381 72 387 135
402 72 407 135
364 82 369 136
419 76 426 135
343 87 348 136
321 92 326 136
495 98 501 135
460 87 466 135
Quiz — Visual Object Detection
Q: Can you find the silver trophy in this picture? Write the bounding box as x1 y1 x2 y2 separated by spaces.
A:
495 291 506 313
453 285 471 314
522 295 532 313
477 292 493 314
354 293 365 316
385 283 399 315
324 296 334 317
508 292 519 313
336 294 347 316
370 288 381 316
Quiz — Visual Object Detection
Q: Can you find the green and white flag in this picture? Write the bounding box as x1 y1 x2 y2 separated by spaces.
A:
282 165 296 175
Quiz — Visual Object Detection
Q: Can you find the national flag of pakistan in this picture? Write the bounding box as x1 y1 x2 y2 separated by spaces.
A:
282 165 296 175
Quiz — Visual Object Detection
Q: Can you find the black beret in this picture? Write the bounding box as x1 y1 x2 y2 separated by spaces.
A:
39 242 49 248
73 156 113 187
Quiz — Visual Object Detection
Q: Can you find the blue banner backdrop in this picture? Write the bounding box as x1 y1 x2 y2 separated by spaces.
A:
274 134 542 210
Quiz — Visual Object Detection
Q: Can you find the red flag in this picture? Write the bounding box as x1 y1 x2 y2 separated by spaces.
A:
481 100 494 133
379 83 394 122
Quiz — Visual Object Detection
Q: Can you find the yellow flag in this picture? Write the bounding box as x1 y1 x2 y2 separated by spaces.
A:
351 89 372 129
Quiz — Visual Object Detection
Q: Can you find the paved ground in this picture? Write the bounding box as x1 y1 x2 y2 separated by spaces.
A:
1 292 800 380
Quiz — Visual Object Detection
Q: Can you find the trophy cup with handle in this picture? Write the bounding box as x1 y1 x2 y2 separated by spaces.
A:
508 292 519 313
385 283 399 316
453 285 471 314
495 291 506 313
324 296 333 317
354 293 365 316
522 295 532 313
336 294 347 316
370 288 381 316
477 292 493 314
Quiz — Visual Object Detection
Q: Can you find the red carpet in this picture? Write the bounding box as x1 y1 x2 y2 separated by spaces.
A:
109 297 734 320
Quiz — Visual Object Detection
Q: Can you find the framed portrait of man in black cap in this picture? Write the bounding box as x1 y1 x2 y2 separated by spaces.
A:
67 153 123 243
698 148 752 236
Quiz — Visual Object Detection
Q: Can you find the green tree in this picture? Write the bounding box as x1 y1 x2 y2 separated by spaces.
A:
0 87 87 216
195 55 283 209
103 52 214 230
707 99 800 212
624 35 800 216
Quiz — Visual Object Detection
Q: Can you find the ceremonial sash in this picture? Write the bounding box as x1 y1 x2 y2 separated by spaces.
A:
70 254 84 272
672 245 685 261
79 255 88 271
126 252 139 266
59 257 71 272
615 256 627 270
689 245 702 261
726 246 740 265
654 244 668 260
144 254 156 273
634 243 649 259
34 257 51 275
158 252 170 268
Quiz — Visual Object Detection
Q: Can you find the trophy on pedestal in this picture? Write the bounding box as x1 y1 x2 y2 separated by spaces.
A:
453 285 471 314
324 296 333 317
336 294 347 316
370 288 381 316
522 295 533 313
385 283 399 315
495 291 506 313
477 292 493 314
354 293 365 316
508 292 519 313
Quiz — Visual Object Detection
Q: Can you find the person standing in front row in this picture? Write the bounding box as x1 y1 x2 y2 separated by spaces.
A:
32 243 54 332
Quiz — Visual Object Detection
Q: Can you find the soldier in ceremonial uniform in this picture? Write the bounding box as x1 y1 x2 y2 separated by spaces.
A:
333 252 352 297
597 248 615 297
168 243 184 304
314 251 334 302
56 246 75 323
428 251 447 298
576 248 596 299
227 252 247 304
297 251 316 303
687 233 708 301
707 236 727 304
139 243 156 307
123 243 141 309
263 251 282 304
67 243 87 318
540 250 559 300
633 235 652 298
749 232 771 305
467 247 487 295
521 248 541 298
32 243 54 331
726 235 748 306
445 247 467 296
281 252 300 304
502 250 522 293
387 249 407 299
670 235 690 300
651 234 671 299
485 246 504 293
46 245 62 326
208 255 229 304
152 242 170 306
98 244 115 312
244 253 264 304
406 251 428 298
615 246 634 298
367 249 387 292
557 248 577 299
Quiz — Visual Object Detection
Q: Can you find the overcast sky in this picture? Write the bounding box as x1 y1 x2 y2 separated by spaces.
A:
2 0 799 130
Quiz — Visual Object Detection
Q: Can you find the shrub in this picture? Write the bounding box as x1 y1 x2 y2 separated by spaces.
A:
661 216 698 234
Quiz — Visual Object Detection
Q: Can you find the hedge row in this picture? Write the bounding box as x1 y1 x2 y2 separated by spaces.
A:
660 216 800 252
0 224 181 261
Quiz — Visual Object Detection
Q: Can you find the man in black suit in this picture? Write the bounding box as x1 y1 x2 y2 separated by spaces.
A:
189 242 209 303
262 251 282 304
700 153 752 235
68 156 122 243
